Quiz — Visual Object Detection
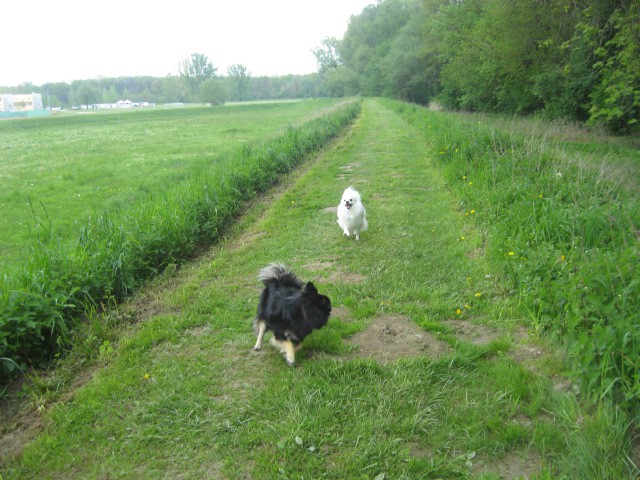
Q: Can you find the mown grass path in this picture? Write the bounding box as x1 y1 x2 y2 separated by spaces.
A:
3 99 608 479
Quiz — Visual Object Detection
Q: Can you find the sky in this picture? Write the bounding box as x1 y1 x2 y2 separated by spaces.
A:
1 0 374 87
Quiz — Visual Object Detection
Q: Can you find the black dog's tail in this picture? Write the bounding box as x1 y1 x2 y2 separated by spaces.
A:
258 263 303 289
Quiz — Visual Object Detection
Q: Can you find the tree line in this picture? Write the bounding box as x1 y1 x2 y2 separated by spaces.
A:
3 1 638 133
316 0 639 133
0 53 331 109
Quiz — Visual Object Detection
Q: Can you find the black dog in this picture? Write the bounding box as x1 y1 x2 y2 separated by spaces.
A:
253 263 331 366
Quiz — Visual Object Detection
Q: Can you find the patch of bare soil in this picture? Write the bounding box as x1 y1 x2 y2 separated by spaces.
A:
325 271 367 284
471 450 542 480
442 319 500 346
304 259 336 272
339 162 363 172
348 315 451 363
0 420 42 467
329 306 352 321
507 328 541 360
0 377 44 466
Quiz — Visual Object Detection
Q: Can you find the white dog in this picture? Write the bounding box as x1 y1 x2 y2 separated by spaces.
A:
337 187 368 240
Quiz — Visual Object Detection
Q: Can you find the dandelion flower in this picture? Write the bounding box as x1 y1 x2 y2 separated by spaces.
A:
475 292 482 298
508 252 515 256
470 210 476 214
144 373 151 380
456 309 462 315
465 305 471 310
561 255 566 262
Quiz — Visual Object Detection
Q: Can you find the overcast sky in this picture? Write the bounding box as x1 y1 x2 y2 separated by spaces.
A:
1 0 373 87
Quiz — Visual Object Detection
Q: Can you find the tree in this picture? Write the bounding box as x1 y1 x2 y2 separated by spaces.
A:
199 78 227 105
339 0 418 96
586 0 640 133
179 53 218 101
227 64 251 101
312 37 341 73
71 81 101 107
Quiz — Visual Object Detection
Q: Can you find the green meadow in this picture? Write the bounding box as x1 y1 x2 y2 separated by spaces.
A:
0 99 361 373
2 99 639 479
0 99 344 262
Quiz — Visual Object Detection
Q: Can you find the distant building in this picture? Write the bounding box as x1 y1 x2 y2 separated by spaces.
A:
0 94 14 112
0 93 43 112
74 100 154 110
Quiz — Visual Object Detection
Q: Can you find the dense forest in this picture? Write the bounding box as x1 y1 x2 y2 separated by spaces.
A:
2 0 638 133
324 0 639 133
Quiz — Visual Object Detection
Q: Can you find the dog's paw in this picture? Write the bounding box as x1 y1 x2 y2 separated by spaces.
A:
253 345 262 351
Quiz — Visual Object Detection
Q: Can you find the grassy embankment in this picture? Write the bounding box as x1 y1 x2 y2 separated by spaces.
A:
0 99 361 376
385 98 639 415
2 98 637 479
0 100 346 262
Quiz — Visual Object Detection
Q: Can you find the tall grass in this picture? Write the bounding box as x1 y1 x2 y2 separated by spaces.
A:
0 100 361 378
384 99 640 415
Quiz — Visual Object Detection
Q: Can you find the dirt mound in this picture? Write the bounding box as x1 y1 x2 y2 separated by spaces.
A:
348 315 451 363
442 319 500 345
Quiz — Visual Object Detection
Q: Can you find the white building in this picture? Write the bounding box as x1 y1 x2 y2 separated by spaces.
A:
0 93 43 112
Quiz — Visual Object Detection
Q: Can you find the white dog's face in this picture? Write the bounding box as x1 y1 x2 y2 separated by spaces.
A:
341 188 360 210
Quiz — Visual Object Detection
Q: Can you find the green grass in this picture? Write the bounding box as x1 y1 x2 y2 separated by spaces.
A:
0 100 361 375
385 99 640 415
2 99 637 479
0 99 344 263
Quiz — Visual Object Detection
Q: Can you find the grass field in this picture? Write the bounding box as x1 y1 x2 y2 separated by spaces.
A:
2 99 638 479
0 99 361 374
0 99 343 263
